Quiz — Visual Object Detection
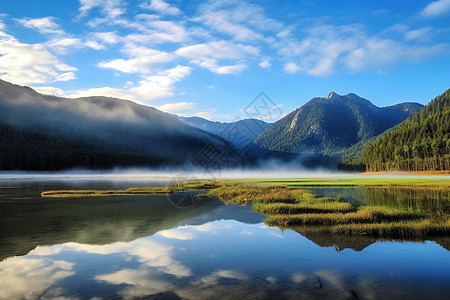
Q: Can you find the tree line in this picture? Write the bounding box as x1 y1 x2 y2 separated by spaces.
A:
364 89 450 171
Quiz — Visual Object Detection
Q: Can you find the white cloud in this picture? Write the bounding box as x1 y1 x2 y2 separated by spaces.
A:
176 41 256 60
421 0 450 17
0 31 77 84
67 65 192 103
158 228 196 239
122 20 189 44
212 64 247 74
175 40 257 74
78 0 125 19
96 269 174 298
140 0 180 15
85 40 105 50
98 46 174 73
65 239 192 278
0 256 74 300
156 102 196 113
93 31 120 44
404 27 433 42
195 0 283 41
259 60 271 68
176 109 231 121
46 38 83 54
18 17 64 35
344 38 448 72
30 86 67 96
284 62 301 73
277 23 449 76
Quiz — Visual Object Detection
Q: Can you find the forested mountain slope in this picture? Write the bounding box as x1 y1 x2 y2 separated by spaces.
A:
0 79 238 170
364 89 450 171
253 92 423 156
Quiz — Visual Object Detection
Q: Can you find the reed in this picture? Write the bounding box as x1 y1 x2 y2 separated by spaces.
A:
257 202 356 215
41 187 173 198
265 207 423 227
329 220 450 237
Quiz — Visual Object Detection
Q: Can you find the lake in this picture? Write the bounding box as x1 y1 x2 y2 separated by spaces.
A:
1 176 449 300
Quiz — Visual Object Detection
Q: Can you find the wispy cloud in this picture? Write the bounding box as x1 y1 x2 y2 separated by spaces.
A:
194 0 283 41
156 102 196 113
98 45 175 73
275 23 449 76
140 0 181 16
421 0 450 17
284 62 301 73
17 17 64 35
175 40 257 74
78 0 125 19
66 65 192 103
404 27 434 42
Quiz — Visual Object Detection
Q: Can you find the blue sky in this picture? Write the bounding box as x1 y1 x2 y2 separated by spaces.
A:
0 0 449 121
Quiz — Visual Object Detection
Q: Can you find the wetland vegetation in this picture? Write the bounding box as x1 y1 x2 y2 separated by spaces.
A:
41 178 450 239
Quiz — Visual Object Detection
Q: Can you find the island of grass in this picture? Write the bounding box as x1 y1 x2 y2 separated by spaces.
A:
41 178 450 238
41 181 221 198
41 187 174 198
199 180 450 238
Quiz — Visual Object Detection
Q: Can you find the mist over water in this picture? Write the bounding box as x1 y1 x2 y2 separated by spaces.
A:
1 166 448 180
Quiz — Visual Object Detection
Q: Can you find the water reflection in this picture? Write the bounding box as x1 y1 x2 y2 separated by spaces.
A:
1 220 450 300
365 186 450 214
0 181 263 261
1 180 450 299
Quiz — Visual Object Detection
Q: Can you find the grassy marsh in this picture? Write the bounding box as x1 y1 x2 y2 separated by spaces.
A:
41 187 173 198
41 178 450 238
191 180 450 238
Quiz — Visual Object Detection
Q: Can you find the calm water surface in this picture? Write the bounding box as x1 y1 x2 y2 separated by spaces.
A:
0 177 449 300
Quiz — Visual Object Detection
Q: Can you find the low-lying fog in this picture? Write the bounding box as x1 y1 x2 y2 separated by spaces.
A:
0 166 448 180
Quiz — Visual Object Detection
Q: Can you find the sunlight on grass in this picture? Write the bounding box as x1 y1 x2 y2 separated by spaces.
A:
40 178 450 239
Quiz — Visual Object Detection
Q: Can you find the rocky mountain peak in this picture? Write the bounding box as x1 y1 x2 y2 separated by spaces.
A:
326 92 340 99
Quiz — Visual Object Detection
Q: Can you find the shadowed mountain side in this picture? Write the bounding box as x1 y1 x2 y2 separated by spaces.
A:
0 79 242 170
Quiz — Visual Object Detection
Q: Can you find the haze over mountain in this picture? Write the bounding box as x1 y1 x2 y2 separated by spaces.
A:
0 79 239 170
176 116 270 150
253 92 424 158
364 89 450 172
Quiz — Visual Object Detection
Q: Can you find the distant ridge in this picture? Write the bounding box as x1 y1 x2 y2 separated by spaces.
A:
176 115 270 150
0 79 240 170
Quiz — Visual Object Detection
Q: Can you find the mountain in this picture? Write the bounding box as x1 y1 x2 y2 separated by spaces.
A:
253 92 424 159
364 89 450 171
254 92 423 165
0 79 240 170
176 116 270 150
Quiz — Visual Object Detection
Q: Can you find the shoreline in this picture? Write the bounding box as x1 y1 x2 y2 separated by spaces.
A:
362 171 450 176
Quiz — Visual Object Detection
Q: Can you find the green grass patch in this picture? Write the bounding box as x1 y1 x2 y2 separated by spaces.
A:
240 178 450 188
41 187 173 198
329 219 450 238
41 179 450 239
186 180 448 239
257 202 356 215
265 207 423 227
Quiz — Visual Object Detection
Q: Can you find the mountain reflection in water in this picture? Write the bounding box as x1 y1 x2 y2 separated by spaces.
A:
0 179 449 299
